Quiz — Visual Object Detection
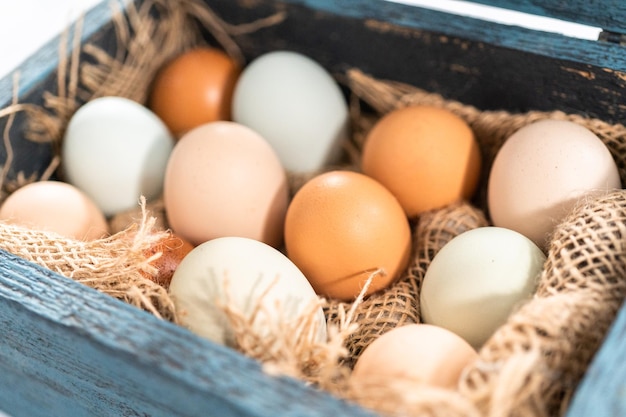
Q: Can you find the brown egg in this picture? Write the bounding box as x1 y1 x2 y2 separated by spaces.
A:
142 232 194 288
284 170 412 301
148 47 241 137
362 105 481 218
163 122 289 248
351 324 478 389
0 181 109 240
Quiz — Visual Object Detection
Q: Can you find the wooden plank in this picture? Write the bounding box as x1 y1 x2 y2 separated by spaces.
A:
565 300 626 417
0 250 376 417
278 0 626 70
467 0 626 35
213 0 626 123
3 0 626 108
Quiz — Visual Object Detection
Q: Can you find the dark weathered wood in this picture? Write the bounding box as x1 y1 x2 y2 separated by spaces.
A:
0 1 117 103
213 0 626 122
0 0 120 188
468 0 626 34
273 0 626 70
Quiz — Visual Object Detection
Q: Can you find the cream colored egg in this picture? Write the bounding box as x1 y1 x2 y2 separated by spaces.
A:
488 119 621 250
351 324 478 389
0 181 109 240
420 227 546 348
168 236 327 347
163 121 289 248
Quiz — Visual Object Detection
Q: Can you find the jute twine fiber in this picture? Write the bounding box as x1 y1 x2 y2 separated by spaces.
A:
0 197 177 320
0 1 625 417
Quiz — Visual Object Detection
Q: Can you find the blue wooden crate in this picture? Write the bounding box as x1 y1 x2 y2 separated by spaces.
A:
1 0 625 416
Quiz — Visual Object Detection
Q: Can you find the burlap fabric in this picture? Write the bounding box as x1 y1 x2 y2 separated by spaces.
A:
0 1 625 417
0 199 176 321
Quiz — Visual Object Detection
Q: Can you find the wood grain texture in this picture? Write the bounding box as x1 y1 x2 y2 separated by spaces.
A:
278 0 626 70
565 300 626 417
468 0 626 34
215 0 626 122
4 0 626 185
0 250 375 417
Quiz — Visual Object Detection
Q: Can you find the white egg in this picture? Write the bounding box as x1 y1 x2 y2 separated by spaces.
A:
62 96 175 216
232 50 349 173
168 236 327 347
420 227 546 348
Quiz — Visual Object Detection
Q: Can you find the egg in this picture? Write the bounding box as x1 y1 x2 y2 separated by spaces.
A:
488 119 622 250
351 324 478 389
163 121 288 247
361 105 481 217
168 236 327 347
0 181 109 240
420 226 546 348
148 47 241 138
284 170 412 301
231 50 349 173
140 232 194 288
62 96 175 217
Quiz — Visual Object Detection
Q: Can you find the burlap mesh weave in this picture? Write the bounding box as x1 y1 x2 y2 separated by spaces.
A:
0 202 176 321
0 1 625 416
325 201 489 368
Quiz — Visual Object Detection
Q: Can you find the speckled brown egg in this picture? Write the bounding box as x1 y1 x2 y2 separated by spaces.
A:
141 232 194 288
148 47 240 138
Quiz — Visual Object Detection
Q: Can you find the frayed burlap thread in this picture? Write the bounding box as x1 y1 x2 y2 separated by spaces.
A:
346 69 626 196
346 380 482 417
337 69 626 417
0 203 176 321
109 196 168 234
324 201 489 368
409 201 490 297
219 289 356 391
78 0 285 106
